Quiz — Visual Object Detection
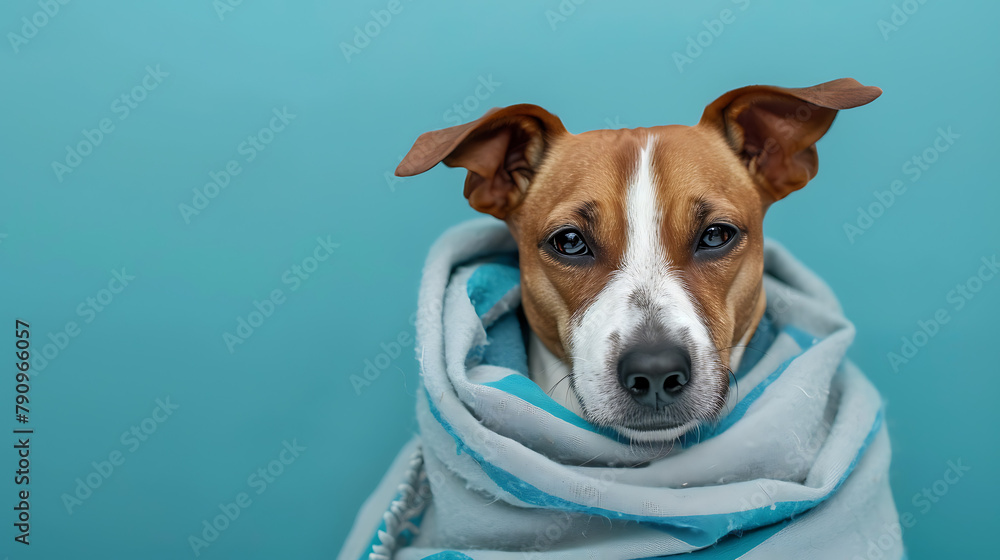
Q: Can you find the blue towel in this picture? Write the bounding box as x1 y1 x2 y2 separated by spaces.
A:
340 218 902 560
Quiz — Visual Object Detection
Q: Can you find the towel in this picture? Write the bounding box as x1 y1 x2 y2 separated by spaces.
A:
339 218 903 560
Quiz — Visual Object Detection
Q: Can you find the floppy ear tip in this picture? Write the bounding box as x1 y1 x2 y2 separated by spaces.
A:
395 150 447 177
395 134 444 177
394 158 419 177
832 78 883 108
856 83 883 104
394 158 420 177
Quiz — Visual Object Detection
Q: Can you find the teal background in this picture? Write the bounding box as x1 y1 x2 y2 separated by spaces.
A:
0 0 996 558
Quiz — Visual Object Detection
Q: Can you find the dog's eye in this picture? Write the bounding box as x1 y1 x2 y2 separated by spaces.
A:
551 229 590 256
698 224 737 250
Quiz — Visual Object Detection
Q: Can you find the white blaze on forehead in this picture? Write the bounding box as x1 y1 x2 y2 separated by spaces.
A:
620 138 708 341
567 137 721 440
626 138 661 274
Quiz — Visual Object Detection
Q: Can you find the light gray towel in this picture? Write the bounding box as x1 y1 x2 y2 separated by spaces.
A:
340 218 903 560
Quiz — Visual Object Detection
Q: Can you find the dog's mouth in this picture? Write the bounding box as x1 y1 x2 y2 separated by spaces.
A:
613 395 726 435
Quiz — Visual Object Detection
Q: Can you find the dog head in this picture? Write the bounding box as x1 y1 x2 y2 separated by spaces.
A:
397 78 880 440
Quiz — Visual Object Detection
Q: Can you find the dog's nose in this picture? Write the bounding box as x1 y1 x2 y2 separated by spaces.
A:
617 347 690 409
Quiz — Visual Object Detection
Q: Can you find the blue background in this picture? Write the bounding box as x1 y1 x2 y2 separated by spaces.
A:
1 1 996 558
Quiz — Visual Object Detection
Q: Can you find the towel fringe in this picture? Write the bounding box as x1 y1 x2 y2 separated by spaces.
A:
367 446 431 560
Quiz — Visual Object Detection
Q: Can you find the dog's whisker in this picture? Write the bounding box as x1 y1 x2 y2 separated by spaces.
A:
726 367 739 416
720 343 771 365
545 374 572 397
482 495 502 507
577 450 606 468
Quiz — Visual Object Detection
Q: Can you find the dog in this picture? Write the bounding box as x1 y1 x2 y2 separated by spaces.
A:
395 78 880 443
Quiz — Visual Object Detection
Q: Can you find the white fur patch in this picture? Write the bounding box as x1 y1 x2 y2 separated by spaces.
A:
527 331 585 417
567 138 723 440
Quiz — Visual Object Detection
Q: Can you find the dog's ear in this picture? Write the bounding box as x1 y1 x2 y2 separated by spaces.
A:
395 104 567 219
699 78 881 202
